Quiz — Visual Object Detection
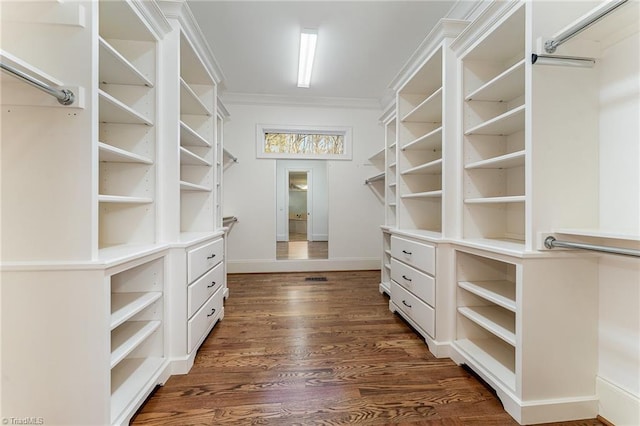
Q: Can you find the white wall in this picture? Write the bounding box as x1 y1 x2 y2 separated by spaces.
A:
222 102 384 272
276 160 328 241
596 30 640 426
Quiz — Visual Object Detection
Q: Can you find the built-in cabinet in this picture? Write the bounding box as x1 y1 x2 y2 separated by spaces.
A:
1 1 228 424
382 1 639 424
389 235 437 344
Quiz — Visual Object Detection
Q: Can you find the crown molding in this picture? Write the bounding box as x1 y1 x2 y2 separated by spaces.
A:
444 0 489 21
131 0 172 39
378 99 396 124
158 0 226 85
388 18 470 93
217 97 230 119
220 92 382 110
450 0 523 54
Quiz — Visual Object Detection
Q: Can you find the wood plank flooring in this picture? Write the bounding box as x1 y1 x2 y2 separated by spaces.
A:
132 271 604 425
276 241 328 260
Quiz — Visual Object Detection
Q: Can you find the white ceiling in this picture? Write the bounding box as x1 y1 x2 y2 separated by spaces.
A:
186 1 456 107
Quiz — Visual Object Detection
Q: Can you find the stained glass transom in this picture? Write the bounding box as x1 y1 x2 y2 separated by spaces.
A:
264 133 345 155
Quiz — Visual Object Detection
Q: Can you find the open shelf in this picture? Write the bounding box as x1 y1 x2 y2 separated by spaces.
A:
180 121 211 147
99 38 153 87
401 87 443 123
465 59 525 102
458 281 516 312
403 126 442 151
180 78 212 116
454 338 516 390
99 142 153 164
180 181 212 192
465 150 525 170
110 292 163 331
111 357 165 423
99 195 153 204
401 158 443 175
180 147 211 166
369 148 385 163
110 320 161 369
99 1 156 42
458 306 515 346
465 105 525 136
99 90 152 126
464 195 525 204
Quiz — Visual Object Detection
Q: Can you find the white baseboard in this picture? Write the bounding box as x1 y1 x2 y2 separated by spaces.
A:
276 233 287 242
170 350 197 375
311 234 328 241
227 258 380 273
597 376 640 426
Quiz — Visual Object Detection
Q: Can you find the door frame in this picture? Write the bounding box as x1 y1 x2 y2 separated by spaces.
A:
284 168 313 241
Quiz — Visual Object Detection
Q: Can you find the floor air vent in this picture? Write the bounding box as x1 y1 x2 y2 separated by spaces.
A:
305 277 328 282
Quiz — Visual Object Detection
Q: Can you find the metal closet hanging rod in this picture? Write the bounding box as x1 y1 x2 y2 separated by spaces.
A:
365 172 385 185
544 0 629 53
544 236 640 258
0 61 75 106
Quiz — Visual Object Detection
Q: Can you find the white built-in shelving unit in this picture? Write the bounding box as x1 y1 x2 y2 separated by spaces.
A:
460 4 526 251
381 1 639 424
385 114 398 226
397 45 444 236
384 18 468 361
99 2 171 424
1 1 229 425
98 1 159 255
455 251 517 391
447 1 639 424
109 256 165 424
179 31 216 235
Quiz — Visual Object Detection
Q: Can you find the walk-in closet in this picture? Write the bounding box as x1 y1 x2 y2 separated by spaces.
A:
1 1 637 425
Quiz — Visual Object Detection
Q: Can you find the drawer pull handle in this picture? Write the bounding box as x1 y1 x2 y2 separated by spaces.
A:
207 254 216 259
402 300 412 308
207 281 216 288
402 250 412 255
207 308 216 317
402 275 412 282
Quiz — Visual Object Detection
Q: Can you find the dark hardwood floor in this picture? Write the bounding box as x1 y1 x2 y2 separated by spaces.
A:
132 270 604 425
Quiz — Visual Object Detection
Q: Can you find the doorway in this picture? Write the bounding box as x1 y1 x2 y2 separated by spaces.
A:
287 171 311 242
276 160 328 260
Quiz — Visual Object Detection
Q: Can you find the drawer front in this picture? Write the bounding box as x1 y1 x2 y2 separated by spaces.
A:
391 258 435 307
391 236 435 275
188 261 224 319
188 287 223 353
187 238 224 283
391 281 435 338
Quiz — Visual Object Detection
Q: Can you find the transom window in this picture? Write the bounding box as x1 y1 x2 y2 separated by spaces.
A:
257 124 352 160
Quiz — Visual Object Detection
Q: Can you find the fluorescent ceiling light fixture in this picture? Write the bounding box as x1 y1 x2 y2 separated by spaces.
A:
531 53 595 68
297 29 317 88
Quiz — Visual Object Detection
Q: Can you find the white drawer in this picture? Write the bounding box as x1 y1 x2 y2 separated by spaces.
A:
391 281 435 338
391 236 435 275
391 258 435 307
187 238 224 283
188 261 224 319
188 287 223 353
